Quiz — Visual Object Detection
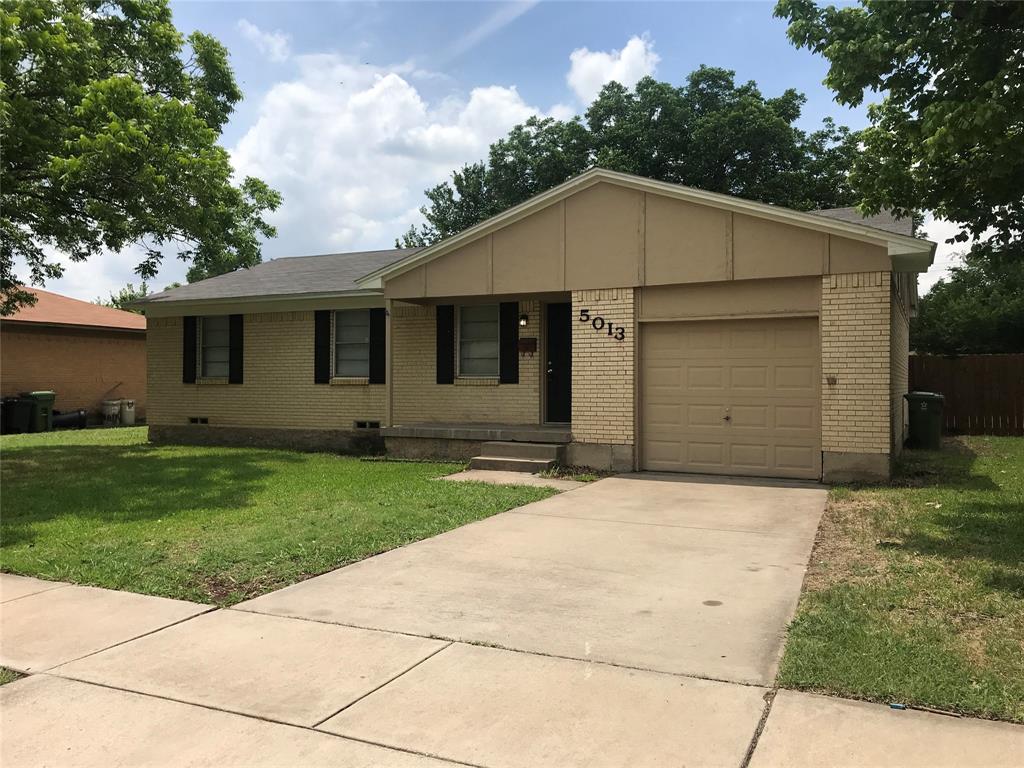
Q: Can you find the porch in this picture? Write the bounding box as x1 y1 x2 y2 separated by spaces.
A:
382 422 571 466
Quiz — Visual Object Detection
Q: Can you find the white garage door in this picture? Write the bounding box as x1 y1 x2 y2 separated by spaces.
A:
641 317 821 480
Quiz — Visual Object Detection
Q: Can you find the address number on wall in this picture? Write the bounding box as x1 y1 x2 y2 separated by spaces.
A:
578 308 626 342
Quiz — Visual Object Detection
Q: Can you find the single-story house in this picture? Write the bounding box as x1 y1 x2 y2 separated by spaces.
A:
1 288 147 421
138 169 935 481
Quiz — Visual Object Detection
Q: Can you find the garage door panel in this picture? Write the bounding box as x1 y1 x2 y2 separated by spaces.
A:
687 366 724 389
731 405 769 428
776 445 817 472
641 318 821 480
687 442 727 467
775 365 816 391
731 366 769 390
775 405 814 430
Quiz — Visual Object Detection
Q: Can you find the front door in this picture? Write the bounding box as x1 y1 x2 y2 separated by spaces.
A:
545 302 572 423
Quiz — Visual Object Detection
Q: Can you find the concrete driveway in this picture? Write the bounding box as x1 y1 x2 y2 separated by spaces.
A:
239 473 827 685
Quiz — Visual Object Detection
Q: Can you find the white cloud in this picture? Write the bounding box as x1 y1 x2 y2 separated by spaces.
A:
566 34 660 104
230 54 560 257
918 215 980 294
237 19 291 63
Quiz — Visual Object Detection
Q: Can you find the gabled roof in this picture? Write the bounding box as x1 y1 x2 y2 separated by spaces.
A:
138 248 420 306
358 168 936 287
2 288 146 331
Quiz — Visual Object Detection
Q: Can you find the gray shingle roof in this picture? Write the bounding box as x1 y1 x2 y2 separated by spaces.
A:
140 248 421 304
812 207 914 237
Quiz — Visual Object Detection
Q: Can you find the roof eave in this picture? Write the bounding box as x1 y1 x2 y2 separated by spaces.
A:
132 287 383 310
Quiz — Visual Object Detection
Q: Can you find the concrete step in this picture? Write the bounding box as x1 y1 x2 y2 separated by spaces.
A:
480 441 565 461
468 456 556 473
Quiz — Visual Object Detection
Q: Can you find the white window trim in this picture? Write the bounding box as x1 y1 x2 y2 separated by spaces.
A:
199 315 230 381
456 304 500 379
332 309 371 381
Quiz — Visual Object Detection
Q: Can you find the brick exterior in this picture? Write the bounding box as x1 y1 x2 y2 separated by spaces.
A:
390 300 541 424
147 312 384 429
890 275 911 456
1 323 146 419
821 272 892 456
571 288 635 447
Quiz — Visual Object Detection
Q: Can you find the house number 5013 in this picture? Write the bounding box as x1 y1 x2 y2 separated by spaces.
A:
578 308 626 342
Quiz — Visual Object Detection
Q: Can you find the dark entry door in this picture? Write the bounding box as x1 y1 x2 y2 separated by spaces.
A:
545 302 572 423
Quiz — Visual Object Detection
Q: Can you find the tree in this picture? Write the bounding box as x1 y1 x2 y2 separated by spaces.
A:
912 241 1024 354
775 0 1024 247
96 281 148 313
399 68 861 247
1 0 282 315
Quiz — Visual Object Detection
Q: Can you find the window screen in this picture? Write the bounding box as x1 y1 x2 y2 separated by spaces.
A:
335 309 370 377
458 304 499 377
200 316 230 378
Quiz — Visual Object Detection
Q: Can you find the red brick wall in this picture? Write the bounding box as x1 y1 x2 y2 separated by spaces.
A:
1 324 147 419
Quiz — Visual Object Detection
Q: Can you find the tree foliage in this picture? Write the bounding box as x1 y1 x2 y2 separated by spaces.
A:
775 0 1024 247
399 67 861 247
912 241 1024 354
0 0 281 315
96 281 148 313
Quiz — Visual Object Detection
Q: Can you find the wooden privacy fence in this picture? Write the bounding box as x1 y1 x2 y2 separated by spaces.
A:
909 354 1024 436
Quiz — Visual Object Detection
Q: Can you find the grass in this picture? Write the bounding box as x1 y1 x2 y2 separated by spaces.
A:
778 435 1024 723
0 667 23 686
0 427 554 605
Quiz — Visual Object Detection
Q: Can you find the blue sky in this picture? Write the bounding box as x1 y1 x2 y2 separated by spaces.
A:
49 1 958 302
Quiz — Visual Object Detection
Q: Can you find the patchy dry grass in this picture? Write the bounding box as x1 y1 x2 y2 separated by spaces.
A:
779 436 1024 722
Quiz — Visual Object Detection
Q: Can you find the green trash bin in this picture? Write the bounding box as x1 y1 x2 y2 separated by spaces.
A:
21 391 56 433
904 391 944 450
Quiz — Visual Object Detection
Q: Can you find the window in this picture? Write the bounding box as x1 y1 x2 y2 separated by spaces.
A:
200 315 230 378
334 309 370 377
458 304 499 377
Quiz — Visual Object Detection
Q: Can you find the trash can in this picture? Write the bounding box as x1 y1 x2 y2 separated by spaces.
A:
119 399 136 426
2 397 34 434
53 409 88 430
904 391 944 450
102 399 121 426
20 391 56 433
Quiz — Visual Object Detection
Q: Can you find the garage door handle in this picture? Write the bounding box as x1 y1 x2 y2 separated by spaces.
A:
722 414 731 422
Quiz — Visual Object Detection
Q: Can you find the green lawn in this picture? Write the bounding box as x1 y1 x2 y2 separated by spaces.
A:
0 427 554 605
779 435 1024 722
0 667 22 686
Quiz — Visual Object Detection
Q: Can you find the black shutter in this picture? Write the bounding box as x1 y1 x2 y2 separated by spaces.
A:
499 302 519 384
182 316 197 384
368 308 386 384
228 314 244 384
314 310 331 384
436 304 455 384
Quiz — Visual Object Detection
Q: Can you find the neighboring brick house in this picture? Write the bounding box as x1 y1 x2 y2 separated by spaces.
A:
1 288 147 421
138 169 934 481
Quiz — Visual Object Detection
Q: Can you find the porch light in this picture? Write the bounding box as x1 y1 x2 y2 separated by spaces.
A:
519 313 528 327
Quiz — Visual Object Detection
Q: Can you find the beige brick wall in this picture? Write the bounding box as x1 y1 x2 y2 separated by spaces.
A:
890 275 911 455
571 288 635 445
390 300 541 424
147 312 384 429
821 272 892 455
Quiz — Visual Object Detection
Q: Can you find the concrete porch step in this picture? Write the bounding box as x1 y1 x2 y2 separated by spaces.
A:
481 441 565 461
468 456 556 473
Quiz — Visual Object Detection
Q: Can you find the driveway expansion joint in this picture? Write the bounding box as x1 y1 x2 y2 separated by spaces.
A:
310 641 455 728
740 688 778 768
230 605 772 689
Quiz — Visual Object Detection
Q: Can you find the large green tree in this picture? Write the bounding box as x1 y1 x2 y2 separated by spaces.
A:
775 0 1024 247
912 241 1024 354
0 0 281 315
399 67 861 247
